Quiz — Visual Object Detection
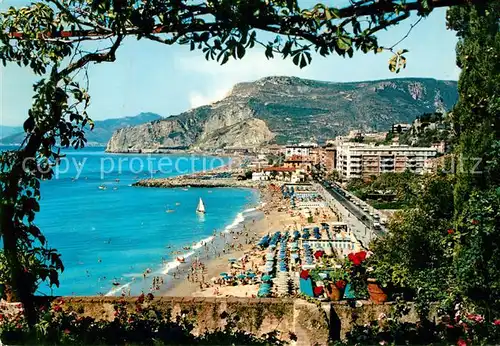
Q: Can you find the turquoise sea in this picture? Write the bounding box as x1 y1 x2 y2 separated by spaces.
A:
1 147 258 296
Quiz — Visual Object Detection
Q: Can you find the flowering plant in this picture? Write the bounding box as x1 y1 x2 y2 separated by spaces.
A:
348 251 367 266
335 280 347 290
313 286 324 297
300 269 310 280
344 251 369 298
327 266 348 287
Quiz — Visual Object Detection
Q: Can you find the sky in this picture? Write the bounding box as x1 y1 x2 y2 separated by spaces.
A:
0 2 461 126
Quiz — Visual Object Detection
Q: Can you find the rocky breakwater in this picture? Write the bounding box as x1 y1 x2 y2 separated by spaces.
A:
133 175 266 189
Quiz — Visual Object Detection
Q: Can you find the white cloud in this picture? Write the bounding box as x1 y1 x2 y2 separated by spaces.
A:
176 49 314 108
188 88 230 109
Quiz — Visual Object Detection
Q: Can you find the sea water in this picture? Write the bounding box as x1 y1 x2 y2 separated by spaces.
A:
0 147 258 296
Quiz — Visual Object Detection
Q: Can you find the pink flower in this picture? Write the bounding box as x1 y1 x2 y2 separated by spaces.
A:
493 319 500 326
467 314 484 323
63 329 70 335
471 219 479 225
457 338 467 346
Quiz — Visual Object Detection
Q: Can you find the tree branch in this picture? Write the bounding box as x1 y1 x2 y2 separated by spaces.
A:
7 0 479 41
56 35 123 78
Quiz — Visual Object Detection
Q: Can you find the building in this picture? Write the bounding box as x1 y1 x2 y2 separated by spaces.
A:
337 143 437 179
314 147 337 171
391 123 412 133
283 155 313 171
431 141 447 154
284 142 317 158
258 167 302 182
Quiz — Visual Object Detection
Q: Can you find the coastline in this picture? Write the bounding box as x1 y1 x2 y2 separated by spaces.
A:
161 184 305 297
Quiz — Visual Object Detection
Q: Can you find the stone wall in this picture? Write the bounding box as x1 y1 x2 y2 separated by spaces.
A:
7 297 422 345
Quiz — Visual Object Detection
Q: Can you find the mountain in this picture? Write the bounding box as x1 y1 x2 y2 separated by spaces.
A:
105 76 458 152
0 126 23 140
0 112 162 145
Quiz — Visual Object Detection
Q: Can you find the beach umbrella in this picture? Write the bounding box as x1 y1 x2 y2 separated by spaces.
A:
262 275 272 282
247 273 256 278
228 258 237 263
219 272 228 277
237 274 246 280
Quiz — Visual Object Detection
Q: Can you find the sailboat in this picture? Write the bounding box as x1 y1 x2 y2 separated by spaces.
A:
196 198 206 214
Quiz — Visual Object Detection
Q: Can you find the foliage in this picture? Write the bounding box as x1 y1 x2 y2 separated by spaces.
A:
364 2 500 330
453 190 500 311
0 295 286 345
343 251 368 298
346 171 421 209
0 0 452 314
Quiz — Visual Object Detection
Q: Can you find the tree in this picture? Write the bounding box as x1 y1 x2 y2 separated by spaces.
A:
369 0 500 320
0 0 484 321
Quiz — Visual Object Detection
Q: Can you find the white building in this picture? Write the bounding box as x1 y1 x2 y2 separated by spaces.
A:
337 143 437 179
284 142 318 158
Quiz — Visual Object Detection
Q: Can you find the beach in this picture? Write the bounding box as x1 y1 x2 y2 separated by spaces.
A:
160 183 339 298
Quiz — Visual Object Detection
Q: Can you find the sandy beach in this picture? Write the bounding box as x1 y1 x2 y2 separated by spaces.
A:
161 184 339 298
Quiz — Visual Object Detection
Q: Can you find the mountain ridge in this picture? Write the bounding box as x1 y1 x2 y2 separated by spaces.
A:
0 112 162 145
106 76 458 152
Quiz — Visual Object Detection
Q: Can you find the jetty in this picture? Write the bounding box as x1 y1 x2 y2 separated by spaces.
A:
133 171 267 189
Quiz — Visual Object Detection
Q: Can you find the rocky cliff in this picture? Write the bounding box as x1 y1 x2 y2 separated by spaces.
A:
106 77 458 152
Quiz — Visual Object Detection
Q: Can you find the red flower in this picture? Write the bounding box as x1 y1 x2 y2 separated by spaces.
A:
446 324 455 329
313 250 325 259
448 229 454 235
348 251 367 266
63 329 71 335
0 314 3 321
53 305 62 312
313 286 324 296
471 219 479 225
493 319 500 326
300 270 310 280
457 338 467 346
136 306 142 313
136 293 145 304
128 317 134 323
335 280 347 290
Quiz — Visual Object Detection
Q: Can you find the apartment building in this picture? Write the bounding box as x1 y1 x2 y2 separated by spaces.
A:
284 142 318 158
337 143 437 179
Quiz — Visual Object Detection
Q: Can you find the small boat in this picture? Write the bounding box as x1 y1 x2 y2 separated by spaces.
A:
98 185 107 190
196 197 206 214
113 187 118 191
175 202 181 206
166 209 175 213
182 188 188 191
176 257 185 263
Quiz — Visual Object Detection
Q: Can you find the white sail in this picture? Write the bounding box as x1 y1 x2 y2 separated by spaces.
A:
196 198 206 213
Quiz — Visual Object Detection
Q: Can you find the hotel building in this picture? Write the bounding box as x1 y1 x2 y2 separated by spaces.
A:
337 143 437 179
